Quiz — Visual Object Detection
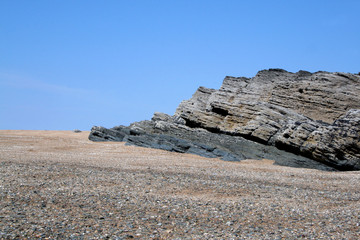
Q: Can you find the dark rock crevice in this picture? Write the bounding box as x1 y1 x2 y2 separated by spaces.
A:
211 107 229 117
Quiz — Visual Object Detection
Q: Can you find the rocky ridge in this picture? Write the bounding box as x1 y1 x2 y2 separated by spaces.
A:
89 69 360 171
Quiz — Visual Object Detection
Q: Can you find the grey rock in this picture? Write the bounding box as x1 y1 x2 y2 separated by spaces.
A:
90 122 243 162
89 126 128 142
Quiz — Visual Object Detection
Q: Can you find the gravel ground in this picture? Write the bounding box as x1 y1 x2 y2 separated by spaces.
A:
0 130 359 239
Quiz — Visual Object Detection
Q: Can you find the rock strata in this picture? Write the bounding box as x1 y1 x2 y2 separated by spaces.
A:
89 69 360 171
89 115 334 171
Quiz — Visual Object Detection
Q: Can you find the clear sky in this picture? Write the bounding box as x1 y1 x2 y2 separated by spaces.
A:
1 0 359 130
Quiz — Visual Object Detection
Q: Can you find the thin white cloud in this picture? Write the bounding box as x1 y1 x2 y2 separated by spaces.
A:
0 72 94 97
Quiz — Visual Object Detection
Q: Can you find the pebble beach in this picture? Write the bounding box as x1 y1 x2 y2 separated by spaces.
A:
1 130 359 239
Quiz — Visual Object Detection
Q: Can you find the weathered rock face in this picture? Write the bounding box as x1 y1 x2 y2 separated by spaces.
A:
176 69 360 170
89 69 360 171
89 113 335 171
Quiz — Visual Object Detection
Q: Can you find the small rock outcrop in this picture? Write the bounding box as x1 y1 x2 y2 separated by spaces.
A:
89 69 360 171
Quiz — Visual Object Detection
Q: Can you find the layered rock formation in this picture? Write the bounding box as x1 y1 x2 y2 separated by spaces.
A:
89 69 360 171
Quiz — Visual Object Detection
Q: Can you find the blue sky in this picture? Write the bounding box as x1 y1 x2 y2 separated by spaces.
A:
1 0 359 130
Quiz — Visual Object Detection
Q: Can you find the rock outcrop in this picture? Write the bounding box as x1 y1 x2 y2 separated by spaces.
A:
89 113 335 171
89 69 360 171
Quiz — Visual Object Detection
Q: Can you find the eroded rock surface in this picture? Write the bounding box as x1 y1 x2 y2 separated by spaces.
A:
90 69 360 171
89 113 335 171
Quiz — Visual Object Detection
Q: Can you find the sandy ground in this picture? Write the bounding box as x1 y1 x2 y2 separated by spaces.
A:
0 130 359 239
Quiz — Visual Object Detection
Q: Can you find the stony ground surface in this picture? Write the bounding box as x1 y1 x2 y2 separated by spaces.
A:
0 130 359 239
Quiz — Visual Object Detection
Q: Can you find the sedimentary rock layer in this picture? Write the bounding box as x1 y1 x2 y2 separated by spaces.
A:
90 69 360 171
90 113 335 171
